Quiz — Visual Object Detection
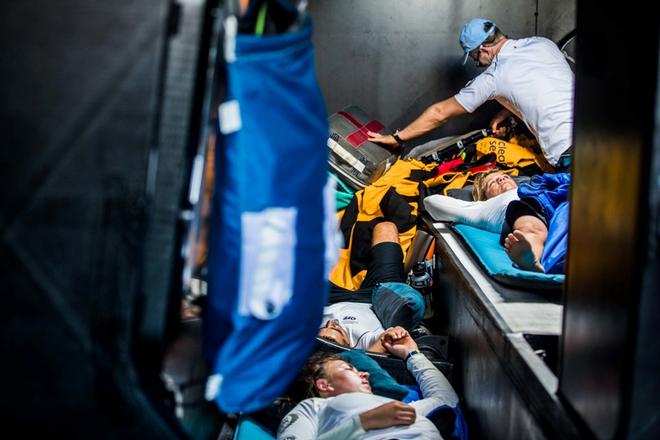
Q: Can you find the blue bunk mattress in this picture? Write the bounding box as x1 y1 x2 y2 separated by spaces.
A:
452 223 564 290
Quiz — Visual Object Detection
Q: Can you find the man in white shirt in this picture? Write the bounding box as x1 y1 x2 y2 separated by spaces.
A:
277 329 459 439
368 18 574 167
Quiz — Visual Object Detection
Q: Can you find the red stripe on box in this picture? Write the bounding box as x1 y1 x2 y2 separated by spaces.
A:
338 111 362 128
338 111 385 148
365 120 384 132
347 130 369 147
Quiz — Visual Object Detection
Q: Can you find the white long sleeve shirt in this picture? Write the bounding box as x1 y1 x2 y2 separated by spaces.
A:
277 354 458 439
423 189 519 233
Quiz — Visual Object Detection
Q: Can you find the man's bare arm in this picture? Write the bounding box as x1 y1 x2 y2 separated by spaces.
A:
367 97 467 146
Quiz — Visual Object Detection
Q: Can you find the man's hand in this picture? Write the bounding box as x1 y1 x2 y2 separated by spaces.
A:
379 326 408 344
380 327 419 360
489 108 513 137
366 326 408 353
359 401 416 430
367 131 399 147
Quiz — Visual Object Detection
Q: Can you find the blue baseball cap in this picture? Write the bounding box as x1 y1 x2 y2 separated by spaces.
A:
460 18 496 64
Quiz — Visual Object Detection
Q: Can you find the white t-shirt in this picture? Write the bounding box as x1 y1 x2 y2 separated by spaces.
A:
454 37 574 165
277 354 458 439
423 189 520 233
322 303 384 350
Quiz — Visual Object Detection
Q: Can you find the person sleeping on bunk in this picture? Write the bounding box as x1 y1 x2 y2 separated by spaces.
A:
277 330 458 439
424 169 570 274
319 221 426 352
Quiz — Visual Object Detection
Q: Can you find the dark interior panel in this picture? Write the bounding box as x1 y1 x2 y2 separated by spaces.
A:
308 0 576 146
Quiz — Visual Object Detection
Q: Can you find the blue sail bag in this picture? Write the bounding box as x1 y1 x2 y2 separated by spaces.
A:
205 11 334 413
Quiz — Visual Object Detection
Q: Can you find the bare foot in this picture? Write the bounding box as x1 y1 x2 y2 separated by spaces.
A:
504 230 545 272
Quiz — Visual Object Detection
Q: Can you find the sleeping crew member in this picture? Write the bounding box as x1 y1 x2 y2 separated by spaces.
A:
277 330 458 439
318 222 425 352
424 170 570 274
368 18 574 168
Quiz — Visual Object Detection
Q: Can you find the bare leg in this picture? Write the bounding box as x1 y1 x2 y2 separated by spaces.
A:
503 215 547 272
372 221 399 247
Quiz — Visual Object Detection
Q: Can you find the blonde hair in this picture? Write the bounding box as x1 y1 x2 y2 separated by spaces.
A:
472 169 502 201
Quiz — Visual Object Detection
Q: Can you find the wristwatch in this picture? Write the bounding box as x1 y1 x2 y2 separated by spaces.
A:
405 349 420 362
392 129 405 146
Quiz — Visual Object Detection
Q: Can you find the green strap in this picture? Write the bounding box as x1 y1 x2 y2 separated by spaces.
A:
335 191 353 210
329 172 356 211
255 3 268 36
330 172 354 194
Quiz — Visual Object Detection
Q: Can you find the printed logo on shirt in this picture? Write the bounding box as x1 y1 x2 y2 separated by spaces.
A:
341 315 359 325
278 414 299 434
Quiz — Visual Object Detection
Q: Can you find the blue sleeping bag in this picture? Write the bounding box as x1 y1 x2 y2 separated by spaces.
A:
205 8 333 413
516 173 570 274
